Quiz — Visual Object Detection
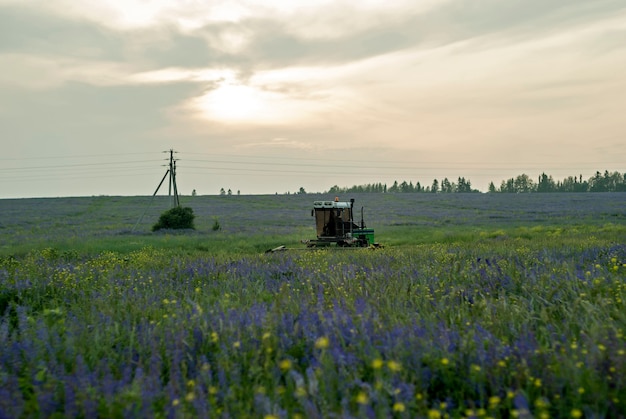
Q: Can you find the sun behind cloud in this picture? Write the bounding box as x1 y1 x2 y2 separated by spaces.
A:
198 84 264 121
191 81 322 124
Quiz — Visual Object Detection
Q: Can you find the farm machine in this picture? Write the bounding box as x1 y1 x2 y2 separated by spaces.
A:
267 197 379 252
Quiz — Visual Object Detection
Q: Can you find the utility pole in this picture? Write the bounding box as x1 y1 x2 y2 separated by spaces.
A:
132 149 180 231
167 149 180 208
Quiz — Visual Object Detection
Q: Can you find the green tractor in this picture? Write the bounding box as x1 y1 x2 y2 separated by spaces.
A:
305 198 377 248
266 197 379 253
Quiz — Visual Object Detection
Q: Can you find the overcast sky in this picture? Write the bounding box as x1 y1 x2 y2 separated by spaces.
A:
1 0 625 198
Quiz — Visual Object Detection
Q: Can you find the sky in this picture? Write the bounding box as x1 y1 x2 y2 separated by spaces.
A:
1 0 625 198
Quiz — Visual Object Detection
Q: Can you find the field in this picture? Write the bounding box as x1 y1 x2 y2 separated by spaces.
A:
1 193 625 418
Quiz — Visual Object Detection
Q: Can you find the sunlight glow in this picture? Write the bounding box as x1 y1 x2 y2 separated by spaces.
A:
199 84 264 121
191 79 326 124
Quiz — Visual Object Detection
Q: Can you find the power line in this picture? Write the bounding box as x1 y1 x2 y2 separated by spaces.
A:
3 161 622 184
0 152 163 161
3 169 161 183
2 149 623 196
182 164 625 176
2 150 623 173
0 159 163 172
180 151 625 169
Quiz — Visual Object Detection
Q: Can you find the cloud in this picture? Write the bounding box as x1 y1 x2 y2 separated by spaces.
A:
0 80 201 155
1 0 625 197
0 3 123 56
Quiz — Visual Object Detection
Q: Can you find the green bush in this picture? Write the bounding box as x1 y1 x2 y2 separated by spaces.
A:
152 206 195 231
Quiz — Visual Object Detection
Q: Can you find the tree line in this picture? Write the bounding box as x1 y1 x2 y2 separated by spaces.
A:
325 171 626 194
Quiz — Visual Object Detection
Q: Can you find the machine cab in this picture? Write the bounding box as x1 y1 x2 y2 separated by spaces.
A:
312 198 360 239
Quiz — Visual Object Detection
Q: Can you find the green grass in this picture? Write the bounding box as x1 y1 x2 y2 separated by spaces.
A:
0 193 625 417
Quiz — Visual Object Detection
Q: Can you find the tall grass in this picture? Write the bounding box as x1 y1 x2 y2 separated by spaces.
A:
1 193 625 417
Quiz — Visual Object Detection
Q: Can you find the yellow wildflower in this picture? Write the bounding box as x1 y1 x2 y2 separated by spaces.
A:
428 409 441 419
371 358 384 369
571 408 583 418
387 360 402 372
393 402 406 412
279 359 292 371
489 396 501 407
356 391 369 405
315 336 330 349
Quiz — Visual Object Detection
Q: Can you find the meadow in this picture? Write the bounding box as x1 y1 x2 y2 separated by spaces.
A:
1 193 625 418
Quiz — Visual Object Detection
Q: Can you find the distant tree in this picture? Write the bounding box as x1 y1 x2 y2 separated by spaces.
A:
560 176 581 192
399 181 410 193
488 182 497 193
514 174 534 193
441 178 453 193
298 187 306 194
192 189 197 197
457 177 474 193
220 188 226 196
537 173 556 192
606 171 624 191
227 189 232 196
431 179 439 193
500 178 515 193
589 171 603 192
388 180 399 193
619 173 626 192
328 185 341 194
237 190 241 196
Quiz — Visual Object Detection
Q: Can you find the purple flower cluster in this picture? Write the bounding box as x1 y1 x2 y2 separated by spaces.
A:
1 240 625 417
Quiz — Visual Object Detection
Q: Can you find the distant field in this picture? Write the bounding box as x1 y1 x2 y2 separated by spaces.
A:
1 192 625 255
1 193 625 417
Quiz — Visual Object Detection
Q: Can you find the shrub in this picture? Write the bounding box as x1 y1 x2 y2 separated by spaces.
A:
152 206 195 231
